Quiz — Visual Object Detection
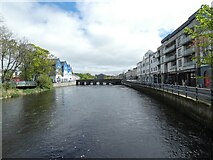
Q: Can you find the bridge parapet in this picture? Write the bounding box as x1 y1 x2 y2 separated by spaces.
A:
76 79 122 86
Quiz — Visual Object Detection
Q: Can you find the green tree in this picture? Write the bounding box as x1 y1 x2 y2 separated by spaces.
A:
185 4 213 66
76 73 96 80
185 4 213 105
0 26 29 82
19 44 53 81
36 74 52 89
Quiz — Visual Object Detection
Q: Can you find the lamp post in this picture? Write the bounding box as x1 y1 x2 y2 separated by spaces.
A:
211 1 213 106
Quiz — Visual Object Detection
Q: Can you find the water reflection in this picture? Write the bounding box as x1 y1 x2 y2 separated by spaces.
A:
2 86 213 158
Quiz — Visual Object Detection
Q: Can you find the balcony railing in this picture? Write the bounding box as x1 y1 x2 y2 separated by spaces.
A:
165 55 176 62
164 45 176 54
180 36 192 45
155 52 160 58
170 65 177 71
183 47 195 56
183 61 195 67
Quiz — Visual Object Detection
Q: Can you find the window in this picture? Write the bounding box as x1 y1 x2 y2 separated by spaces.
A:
178 48 181 56
177 37 181 46
178 59 182 67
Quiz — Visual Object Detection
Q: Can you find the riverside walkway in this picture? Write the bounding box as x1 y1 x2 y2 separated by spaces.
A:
125 80 212 106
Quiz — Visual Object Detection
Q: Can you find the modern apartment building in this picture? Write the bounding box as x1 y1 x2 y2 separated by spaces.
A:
137 10 211 88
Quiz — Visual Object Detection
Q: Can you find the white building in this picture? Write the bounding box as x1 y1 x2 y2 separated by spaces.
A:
125 67 137 80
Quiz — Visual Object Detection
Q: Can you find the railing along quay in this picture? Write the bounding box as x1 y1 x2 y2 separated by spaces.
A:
126 80 212 105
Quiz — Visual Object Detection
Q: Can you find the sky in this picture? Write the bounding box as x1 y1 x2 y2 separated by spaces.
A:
0 0 212 75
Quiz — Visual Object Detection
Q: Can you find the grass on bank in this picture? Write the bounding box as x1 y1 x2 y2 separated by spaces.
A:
0 87 51 99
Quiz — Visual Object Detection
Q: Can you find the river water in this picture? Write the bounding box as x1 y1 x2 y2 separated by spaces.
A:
2 85 213 158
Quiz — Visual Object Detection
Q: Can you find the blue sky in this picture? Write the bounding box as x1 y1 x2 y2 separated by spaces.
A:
158 28 174 39
39 2 79 13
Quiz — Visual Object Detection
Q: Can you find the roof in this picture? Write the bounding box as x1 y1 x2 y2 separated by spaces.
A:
51 58 60 65
60 61 67 66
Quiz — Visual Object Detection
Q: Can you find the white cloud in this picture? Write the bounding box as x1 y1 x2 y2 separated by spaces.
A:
0 0 212 75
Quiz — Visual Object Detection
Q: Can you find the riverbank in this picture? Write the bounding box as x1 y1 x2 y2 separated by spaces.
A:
0 87 51 99
0 81 77 100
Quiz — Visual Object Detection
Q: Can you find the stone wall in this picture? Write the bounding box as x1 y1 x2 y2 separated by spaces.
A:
53 81 76 88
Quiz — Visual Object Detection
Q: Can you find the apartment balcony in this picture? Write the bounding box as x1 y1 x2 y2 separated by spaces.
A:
180 36 192 45
182 47 195 57
165 55 176 63
155 52 160 58
183 61 196 69
169 65 177 72
164 44 176 54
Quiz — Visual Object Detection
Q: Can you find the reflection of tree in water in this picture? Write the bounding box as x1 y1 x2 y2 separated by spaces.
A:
18 90 57 133
3 90 57 158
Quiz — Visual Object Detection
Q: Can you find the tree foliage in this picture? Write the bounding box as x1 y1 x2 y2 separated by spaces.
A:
19 44 53 81
36 74 53 89
76 73 96 80
0 26 29 82
184 4 213 66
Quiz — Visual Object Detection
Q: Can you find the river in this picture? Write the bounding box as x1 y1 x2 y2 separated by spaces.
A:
2 85 213 158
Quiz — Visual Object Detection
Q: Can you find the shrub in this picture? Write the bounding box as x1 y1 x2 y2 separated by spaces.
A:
11 92 19 98
36 74 53 89
2 81 16 90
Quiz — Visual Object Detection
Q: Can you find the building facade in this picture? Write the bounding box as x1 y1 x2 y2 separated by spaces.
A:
50 59 74 83
125 67 137 80
136 10 211 88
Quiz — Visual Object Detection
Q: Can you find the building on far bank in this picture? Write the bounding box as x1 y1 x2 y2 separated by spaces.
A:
136 8 211 88
125 67 137 80
95 73 106 80
61 61 69 82
49 58 75 83
49 58 62 83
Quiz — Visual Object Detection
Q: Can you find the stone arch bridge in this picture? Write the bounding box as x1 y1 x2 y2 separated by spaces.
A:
76 79 122 85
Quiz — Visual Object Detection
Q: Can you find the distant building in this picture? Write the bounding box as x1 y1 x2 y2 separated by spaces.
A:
95 74 106 79
61 61 69 82
49 58 62 83
125 67 137 80
114 73 124 79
